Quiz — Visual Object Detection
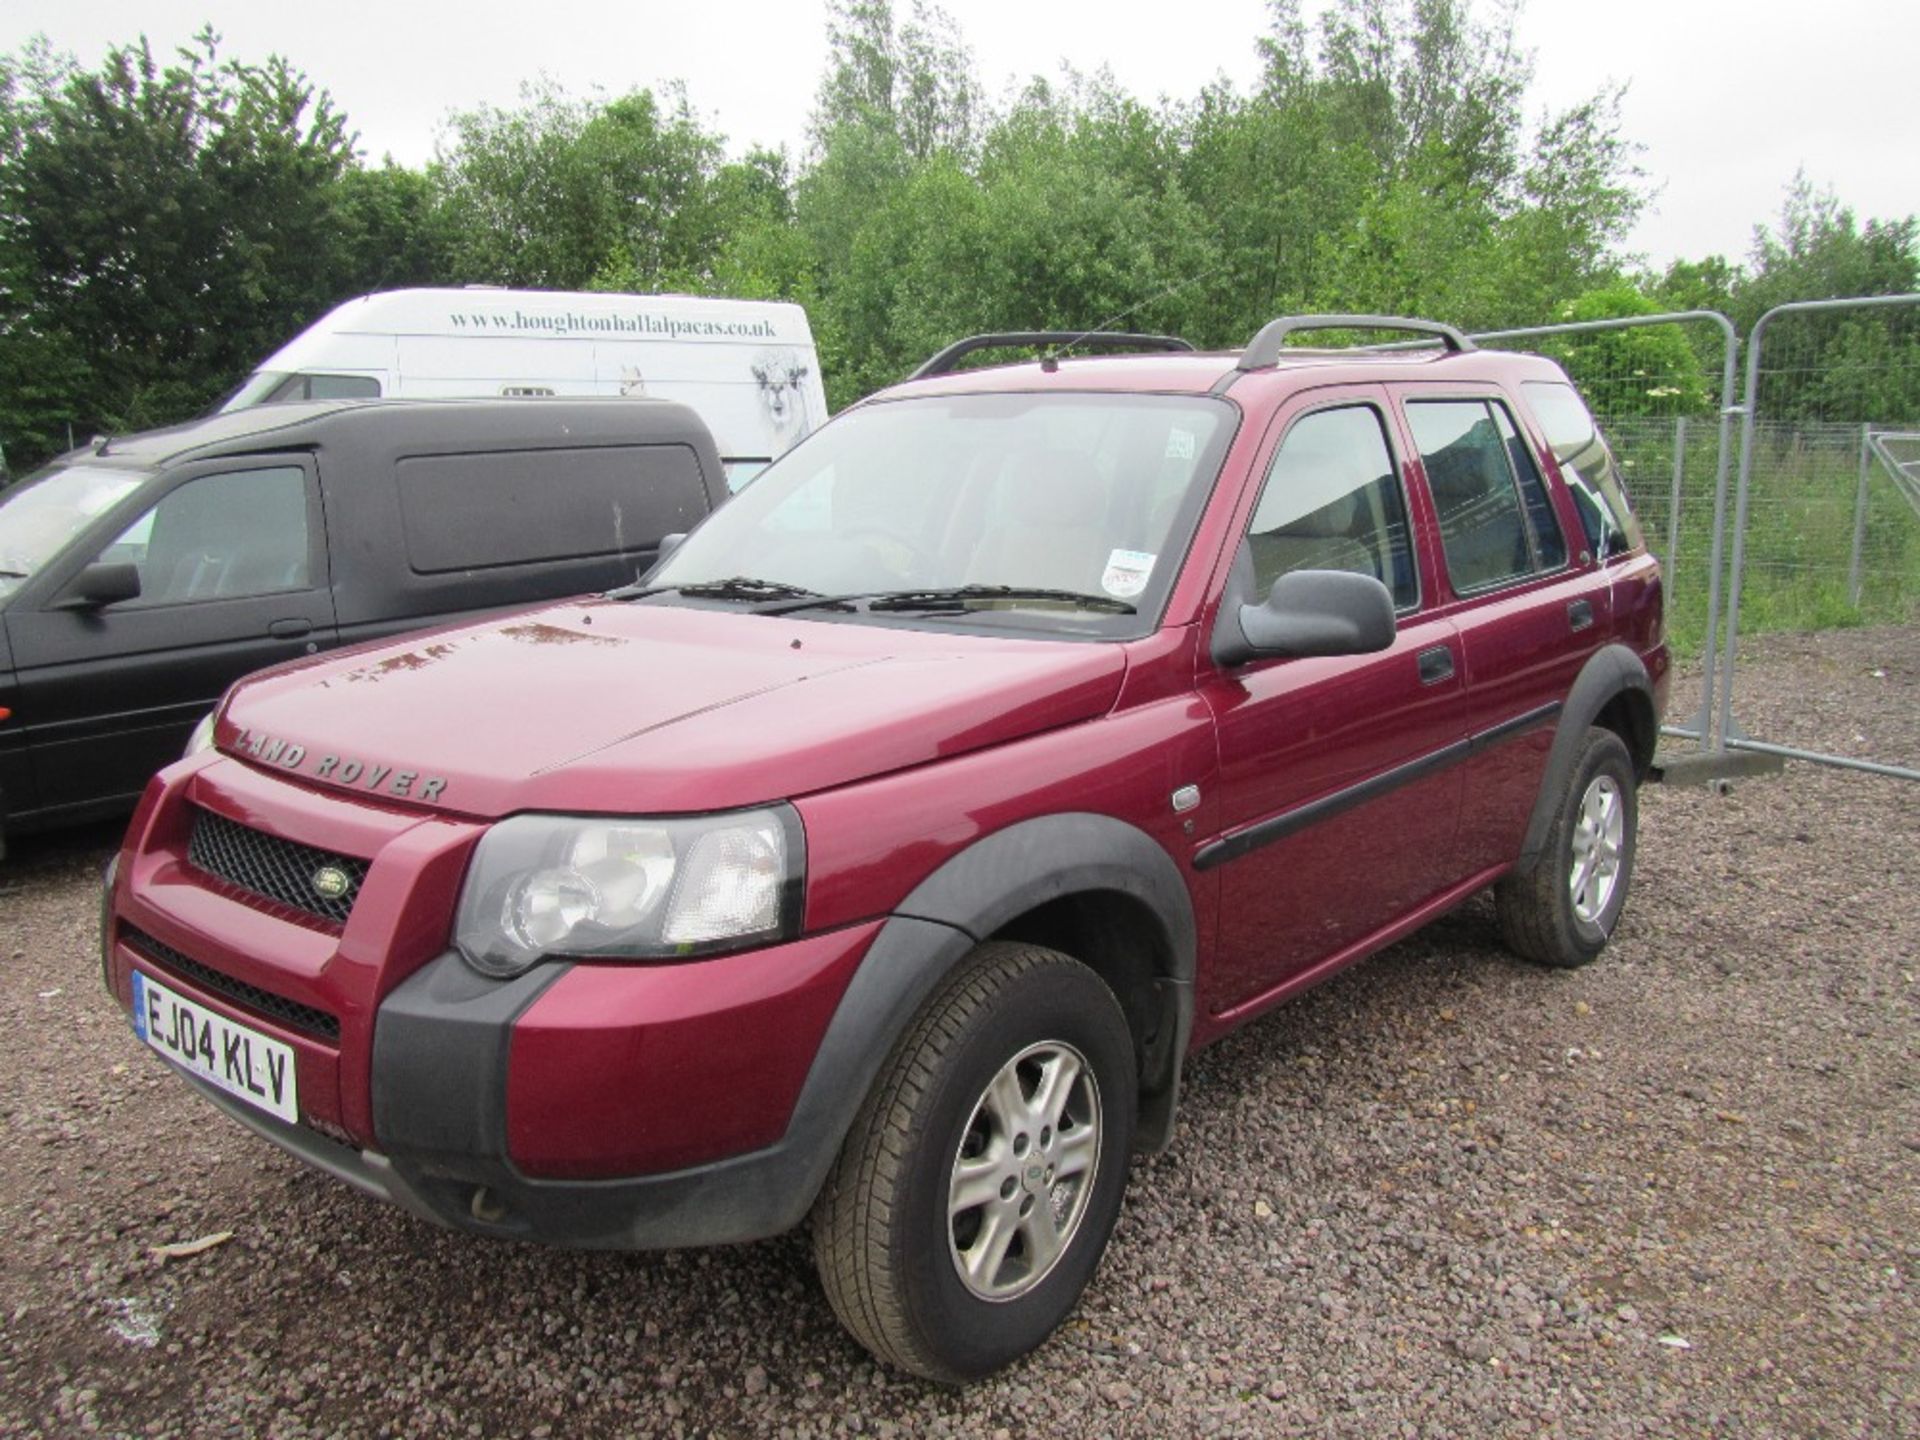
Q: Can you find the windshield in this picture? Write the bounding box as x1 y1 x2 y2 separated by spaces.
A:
647 392 1236 637
214 370 291 413
0 464 148 601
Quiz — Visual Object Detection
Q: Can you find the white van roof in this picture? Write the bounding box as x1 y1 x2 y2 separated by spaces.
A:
258 288 816 370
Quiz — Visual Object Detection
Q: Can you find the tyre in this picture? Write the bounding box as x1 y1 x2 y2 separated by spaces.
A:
811 941 1137 1383
1496 725 1638 968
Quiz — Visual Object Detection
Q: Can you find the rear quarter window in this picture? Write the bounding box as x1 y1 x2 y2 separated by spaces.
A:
396 444 710 573
1520 380 1645 559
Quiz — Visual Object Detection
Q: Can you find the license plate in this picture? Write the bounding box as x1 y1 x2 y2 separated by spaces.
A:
131 969 299 1124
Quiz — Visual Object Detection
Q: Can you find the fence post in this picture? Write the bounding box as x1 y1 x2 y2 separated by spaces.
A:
1665 415 1687 610
1847 424 1871 608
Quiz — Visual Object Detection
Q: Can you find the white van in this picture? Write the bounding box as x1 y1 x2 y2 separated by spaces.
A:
219 288 827 490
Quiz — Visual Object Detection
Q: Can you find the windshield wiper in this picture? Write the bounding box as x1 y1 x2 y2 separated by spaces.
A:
756 584 1136 617
608 575 822 604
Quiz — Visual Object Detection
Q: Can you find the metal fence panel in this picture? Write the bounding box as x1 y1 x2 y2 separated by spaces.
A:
1717 295 1920 780
1466 298 1920 783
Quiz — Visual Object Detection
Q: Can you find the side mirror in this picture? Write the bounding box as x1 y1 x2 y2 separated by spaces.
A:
56 562 142 610
1216 569 1396 667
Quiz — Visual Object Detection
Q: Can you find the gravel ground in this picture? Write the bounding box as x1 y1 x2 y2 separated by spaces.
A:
1 627 1914 1439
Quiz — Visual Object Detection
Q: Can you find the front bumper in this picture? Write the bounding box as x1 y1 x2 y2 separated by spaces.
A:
138 913 972 1249
105 755 969 1249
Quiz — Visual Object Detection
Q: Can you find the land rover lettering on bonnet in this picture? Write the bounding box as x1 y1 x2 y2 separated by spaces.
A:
235 731 449 803
105 316 1668 1383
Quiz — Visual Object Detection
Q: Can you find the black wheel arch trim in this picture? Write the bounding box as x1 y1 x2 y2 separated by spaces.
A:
362 919 983 1249
891 811 1197 1153
1515 644 1656 875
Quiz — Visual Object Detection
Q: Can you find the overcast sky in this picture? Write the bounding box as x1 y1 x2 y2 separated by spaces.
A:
5 0 1914 271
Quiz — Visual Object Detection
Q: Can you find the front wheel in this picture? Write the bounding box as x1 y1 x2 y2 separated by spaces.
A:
1496 726 1639 967
811 942 1137 1383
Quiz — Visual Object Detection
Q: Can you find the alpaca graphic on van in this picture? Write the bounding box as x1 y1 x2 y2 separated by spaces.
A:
752 349 814 453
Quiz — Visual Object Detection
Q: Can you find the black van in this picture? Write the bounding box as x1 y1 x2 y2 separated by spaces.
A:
0 397 724 852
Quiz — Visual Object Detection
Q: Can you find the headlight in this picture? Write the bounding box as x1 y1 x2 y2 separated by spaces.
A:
454 807 804 978
184 712 217 757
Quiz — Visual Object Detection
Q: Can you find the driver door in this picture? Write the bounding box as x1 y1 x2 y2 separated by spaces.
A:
1196 391 1470 1020
7 460 337 817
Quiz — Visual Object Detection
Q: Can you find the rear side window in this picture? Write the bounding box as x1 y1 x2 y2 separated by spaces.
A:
1247 405 1419 610
1491 404 1567 569
396 444 709 573
1521 380 1645 560
1407 399 1564 594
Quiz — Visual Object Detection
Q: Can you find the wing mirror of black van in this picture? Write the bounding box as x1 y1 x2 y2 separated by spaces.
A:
1217 569 1396 666
56 562 143 610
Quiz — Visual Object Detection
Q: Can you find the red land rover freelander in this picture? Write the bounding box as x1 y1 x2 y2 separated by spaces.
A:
105 317 1669 1382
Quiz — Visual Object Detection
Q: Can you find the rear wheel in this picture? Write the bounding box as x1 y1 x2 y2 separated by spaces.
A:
1496 726 1638 968
811 941 1136 1382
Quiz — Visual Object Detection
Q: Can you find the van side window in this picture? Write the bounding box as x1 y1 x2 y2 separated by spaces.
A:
396 445 710 573
99 467 312 604
1247 405 1419 610
1407 399 1547 594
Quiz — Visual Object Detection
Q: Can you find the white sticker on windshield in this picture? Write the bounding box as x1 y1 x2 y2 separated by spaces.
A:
1102 549 1156 599
1165 428 1196 461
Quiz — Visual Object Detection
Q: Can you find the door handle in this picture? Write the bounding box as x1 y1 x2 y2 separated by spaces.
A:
1417 645 1455 685
268 618 313 640
1568 599 1594 631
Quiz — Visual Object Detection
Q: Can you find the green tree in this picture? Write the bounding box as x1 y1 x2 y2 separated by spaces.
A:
1175 0 1642 341
433 81 732 292
1530 283 1713 418
0 30 363 462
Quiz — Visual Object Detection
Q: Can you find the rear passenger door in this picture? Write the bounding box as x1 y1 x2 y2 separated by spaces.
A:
1199 391 1470 1019
8 460 337 816
1395 388 1607 875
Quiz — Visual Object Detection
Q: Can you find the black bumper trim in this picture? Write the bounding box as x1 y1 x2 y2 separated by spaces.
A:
190 915 983 1251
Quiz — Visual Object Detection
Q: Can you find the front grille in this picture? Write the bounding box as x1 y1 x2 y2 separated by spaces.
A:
187 808 368 927
122 925 341 1043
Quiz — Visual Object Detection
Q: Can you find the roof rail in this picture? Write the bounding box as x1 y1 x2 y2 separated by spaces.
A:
908 331 1195 381
1236 314 1474 371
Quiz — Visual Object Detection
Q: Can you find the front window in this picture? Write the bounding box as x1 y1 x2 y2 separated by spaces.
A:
96 466 313 605
1246 405 1420 610
0 464 148 601
645 393 1237 637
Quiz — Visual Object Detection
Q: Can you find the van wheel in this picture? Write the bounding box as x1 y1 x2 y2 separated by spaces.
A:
811 942 1136 1383
1496 726 1638 968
